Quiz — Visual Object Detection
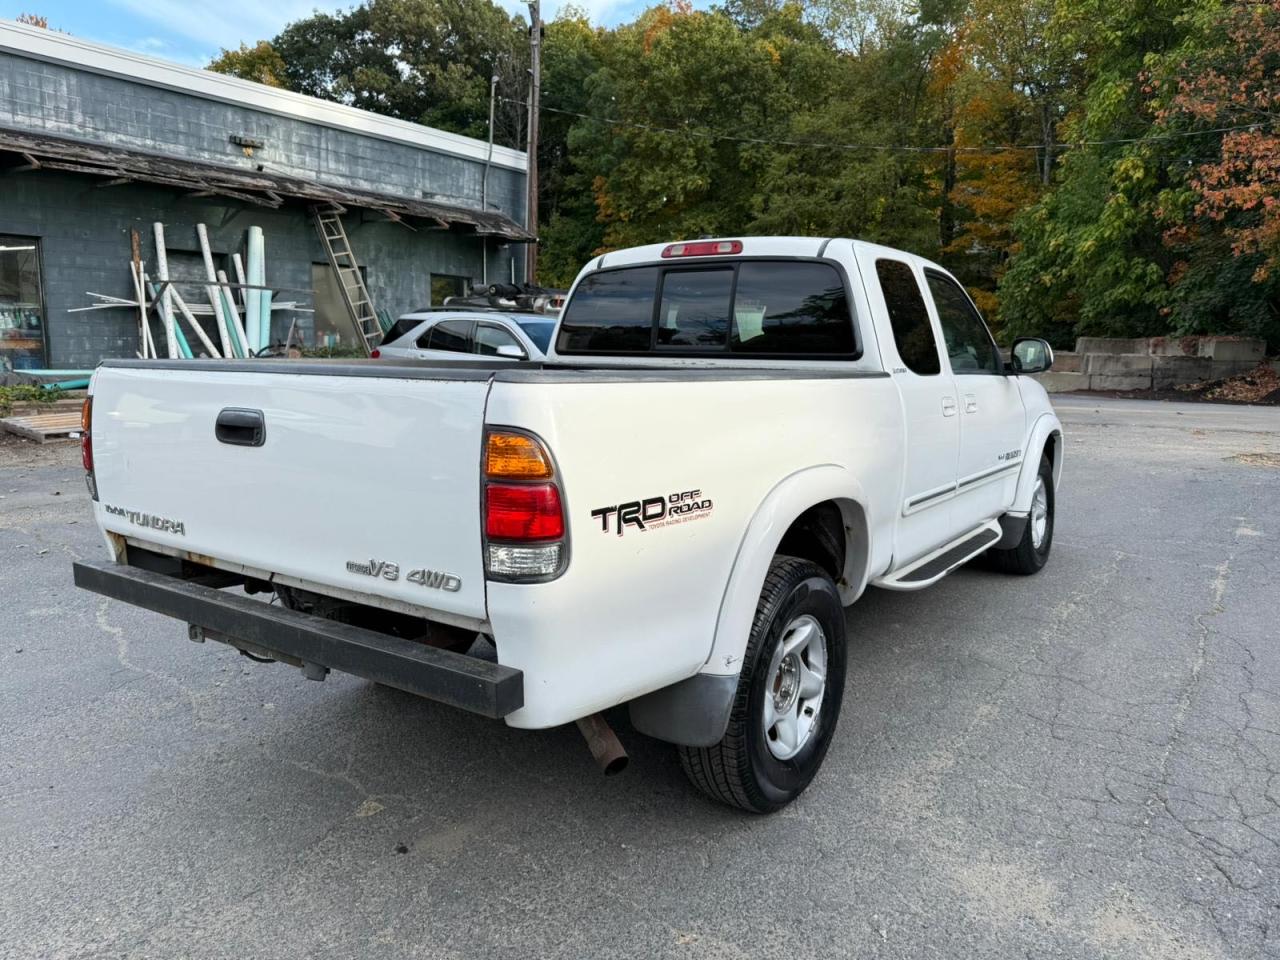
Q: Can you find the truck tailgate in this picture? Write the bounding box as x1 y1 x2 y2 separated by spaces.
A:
89 361 492 623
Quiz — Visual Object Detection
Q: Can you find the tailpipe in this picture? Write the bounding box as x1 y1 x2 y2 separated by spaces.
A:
575 713 629 776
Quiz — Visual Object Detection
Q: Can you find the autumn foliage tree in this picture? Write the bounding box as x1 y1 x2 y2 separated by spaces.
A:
1163 0 1280 282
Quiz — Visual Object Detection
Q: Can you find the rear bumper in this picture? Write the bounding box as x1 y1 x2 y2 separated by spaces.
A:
73 560 523 719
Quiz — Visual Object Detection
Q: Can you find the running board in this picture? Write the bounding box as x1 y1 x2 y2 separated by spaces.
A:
873 521 1002 591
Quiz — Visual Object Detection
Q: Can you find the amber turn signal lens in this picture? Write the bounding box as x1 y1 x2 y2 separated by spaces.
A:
81 396 92 432
485 431 554 480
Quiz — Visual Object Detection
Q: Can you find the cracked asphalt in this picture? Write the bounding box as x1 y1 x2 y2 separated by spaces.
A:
2 395 1279 960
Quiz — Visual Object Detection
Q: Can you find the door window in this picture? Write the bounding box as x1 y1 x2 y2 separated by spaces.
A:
925 271 1001 374
474 324 526 358
875 259 940 375
422 319 472 353
0 236 46 371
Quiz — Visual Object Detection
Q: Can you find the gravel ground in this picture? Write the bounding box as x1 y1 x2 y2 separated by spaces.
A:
2 395 1279 960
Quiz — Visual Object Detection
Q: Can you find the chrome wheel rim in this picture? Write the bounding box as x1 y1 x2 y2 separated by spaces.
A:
1031 476 1049 549
763 614 827 761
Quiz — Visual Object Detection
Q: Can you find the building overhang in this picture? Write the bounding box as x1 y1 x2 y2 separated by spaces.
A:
0 127 533 241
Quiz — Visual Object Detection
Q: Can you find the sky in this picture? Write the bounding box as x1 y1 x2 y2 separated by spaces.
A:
1 0 645 68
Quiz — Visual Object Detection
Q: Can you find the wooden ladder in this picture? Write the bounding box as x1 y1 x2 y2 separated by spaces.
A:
312 206 381 355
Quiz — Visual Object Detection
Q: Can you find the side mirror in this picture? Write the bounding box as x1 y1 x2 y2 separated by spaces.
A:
495 344 526 360
1009 337 1054 375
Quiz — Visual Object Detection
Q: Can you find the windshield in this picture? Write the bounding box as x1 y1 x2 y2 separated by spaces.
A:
514 319 556 353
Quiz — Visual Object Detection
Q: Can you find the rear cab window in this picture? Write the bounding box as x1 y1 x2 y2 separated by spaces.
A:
875 259 941 376
557 259 858 358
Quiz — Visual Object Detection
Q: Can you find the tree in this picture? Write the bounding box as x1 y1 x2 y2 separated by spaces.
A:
1163 0 1280 282
212 0 529 147
997 0 1211 345
15 13 48 28
208 41 286 88
1144 0 1280 346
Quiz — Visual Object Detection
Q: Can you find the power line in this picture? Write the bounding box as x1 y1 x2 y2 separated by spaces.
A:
506 97 1272 155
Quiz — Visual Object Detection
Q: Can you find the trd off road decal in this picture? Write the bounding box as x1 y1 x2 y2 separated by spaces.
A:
591 488 714 536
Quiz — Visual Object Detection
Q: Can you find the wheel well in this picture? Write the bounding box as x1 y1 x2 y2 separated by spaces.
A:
775 500 859 588
1044 430 1060 468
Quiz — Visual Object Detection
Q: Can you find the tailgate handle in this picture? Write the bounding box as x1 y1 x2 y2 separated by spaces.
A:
215 408 266 447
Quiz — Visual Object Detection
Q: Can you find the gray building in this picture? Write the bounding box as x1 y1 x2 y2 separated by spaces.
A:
0 19 530 370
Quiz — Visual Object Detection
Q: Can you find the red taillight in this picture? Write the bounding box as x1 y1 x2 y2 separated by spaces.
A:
80 397 93 473
485 482 564 541
661 240 743 258
370 348 381 358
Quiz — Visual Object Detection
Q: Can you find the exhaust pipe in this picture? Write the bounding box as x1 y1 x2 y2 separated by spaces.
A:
575 713 629 776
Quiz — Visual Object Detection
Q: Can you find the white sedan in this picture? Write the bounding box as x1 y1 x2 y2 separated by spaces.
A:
372 311 555 362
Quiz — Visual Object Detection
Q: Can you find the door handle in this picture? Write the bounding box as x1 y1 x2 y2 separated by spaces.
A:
215 407 266 447
941 396 958 417
964 394 978 413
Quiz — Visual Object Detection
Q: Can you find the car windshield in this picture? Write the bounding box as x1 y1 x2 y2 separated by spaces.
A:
513 318 556 353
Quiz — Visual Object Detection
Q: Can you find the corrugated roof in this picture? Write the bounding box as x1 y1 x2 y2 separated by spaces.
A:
0 127 532 240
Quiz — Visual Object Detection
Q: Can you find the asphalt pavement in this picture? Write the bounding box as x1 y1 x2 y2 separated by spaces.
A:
2 395 1279 960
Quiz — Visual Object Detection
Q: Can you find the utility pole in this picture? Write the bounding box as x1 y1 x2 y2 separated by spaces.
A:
525 0 541 285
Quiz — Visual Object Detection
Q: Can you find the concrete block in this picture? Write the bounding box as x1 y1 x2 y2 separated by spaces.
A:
1208 360 1261 379
1075 337 1150 355
1092 374 1153 392
1198 338 1267 363
1034 371 1092 392
1052 351 1082 372
1147 336 1202 357
1152 356 1214 389
1083 353 1154 375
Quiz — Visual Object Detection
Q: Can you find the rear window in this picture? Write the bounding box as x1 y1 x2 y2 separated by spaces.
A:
381 316 423 346
513 318 556 353
557 260 856 357
556 267 659 353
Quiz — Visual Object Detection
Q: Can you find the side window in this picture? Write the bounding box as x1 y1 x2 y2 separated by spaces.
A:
875 259 940 376
657 268 732 348
474 324 526 358
925 272 1001 374
422 319 472 353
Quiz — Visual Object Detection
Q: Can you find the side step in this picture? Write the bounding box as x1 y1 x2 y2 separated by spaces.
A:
873 521 1001 591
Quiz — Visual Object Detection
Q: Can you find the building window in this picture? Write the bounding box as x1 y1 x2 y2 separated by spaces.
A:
312 263 367 349
0 236 46 372
431 274 469 306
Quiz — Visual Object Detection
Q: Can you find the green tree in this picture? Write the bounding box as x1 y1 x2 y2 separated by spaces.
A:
997 0 1213 345
208 41 286 87
215 0 529 147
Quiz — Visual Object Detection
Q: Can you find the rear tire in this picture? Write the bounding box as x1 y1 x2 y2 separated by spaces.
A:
678 556 847 813
989 454 1054 575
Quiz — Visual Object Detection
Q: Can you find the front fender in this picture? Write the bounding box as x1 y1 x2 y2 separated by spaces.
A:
700 464 875 679
1010 412 1063 514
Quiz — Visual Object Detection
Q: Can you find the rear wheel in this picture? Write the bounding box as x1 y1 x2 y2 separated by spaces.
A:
679 556 847 813
989 454 1054 575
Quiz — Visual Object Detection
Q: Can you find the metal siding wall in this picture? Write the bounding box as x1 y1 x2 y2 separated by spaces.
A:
0 51 527 225
0 171 508 367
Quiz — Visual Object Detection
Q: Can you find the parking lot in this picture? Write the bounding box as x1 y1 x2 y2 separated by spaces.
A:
2 394 1279 960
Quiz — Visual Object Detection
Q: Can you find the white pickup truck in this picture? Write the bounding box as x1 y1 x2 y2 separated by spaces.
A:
74 236 1062 813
